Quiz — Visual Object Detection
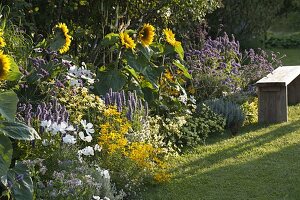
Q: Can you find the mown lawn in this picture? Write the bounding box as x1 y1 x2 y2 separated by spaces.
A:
269 48 300 66
141 104 300 200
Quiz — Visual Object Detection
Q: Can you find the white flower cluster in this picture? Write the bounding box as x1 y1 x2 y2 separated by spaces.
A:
67 62 95 87
92 196 110 200
40 118 102 162
163 115 187 135
77 144 102 162
41 120 77 145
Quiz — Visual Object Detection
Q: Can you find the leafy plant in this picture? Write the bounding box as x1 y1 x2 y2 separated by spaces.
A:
204 98 245 135
180 104 225 146
94 24 191 112
241 97 258 125
0 90 40 200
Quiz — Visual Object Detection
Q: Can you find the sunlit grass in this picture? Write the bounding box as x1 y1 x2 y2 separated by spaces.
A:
141 104 300 200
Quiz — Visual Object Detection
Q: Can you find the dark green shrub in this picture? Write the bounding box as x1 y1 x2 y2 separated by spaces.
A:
204 99 245 135
266 32 300 48
180 104 226 146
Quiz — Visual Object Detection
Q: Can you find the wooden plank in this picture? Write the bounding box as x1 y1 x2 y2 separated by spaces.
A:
258 86 287 123
288 76 300 105
260 86 280 92
256 66 300 86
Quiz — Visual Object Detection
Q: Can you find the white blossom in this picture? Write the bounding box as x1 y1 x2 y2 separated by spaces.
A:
93 196 101 200
69 79 81 87
66 125 76 132
50 122 60 135
79 131 93 142
81 120 95 135
62 134 76 144
78 146 94 156
59 122 68 133
94 144 102 152
101 170 110 179
40 120 52 131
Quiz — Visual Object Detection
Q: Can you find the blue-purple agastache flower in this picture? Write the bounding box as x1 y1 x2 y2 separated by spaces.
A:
104 88 149 120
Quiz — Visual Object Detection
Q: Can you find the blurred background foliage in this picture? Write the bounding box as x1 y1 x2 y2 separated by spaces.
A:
1 0 221 66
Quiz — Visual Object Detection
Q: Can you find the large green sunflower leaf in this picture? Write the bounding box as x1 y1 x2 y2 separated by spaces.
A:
137 43 153 61
124 66 139 81
94 69 127 95
174 43 184 60
6 56 22 81
0 134 12 179
101 33 120 47
124 51 163 89
0 90 18 121
173 60 192 79
0 121 40 140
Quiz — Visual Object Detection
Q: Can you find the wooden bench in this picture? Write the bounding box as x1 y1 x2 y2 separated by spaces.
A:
256 66 300 123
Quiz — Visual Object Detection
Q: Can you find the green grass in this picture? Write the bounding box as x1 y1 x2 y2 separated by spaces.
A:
268 48 300 66
140 104 300 200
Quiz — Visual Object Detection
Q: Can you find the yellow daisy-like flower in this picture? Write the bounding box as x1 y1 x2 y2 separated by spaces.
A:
120 32 136 49
55 23 72 54
138 23 155 46
0 51 10 80
163 28 181 47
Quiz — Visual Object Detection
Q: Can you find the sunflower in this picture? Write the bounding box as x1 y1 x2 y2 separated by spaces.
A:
120 32 136 49
138 23 155 46
0 31 6 48
0 51 10 80
55 23 72 54
163 28 181 47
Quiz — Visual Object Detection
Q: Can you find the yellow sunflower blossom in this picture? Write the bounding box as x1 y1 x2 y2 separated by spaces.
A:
0 32 6 48
55 23 72 54
163 28 181 47
120 32 136 49
138 23 155 46
0 51 10 80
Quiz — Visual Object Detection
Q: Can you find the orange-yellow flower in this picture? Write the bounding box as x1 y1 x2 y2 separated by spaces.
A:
120 32 136 49
139 23 155 46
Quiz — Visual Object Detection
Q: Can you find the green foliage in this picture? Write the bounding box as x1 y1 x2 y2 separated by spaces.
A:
2 0 221 66
0 121 40 140
5 162 34 200
208 0 286 42
180 104 225 146
0 134 12 179
0 5 33 67
266 32 300 48
204 99 245 135
0 90 39 200
95 25 191 113
190 73 229 102
0 91 18 121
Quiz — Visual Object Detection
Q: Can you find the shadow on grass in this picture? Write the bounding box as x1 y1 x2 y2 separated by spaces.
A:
144 143 300 200
172 119 300 179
